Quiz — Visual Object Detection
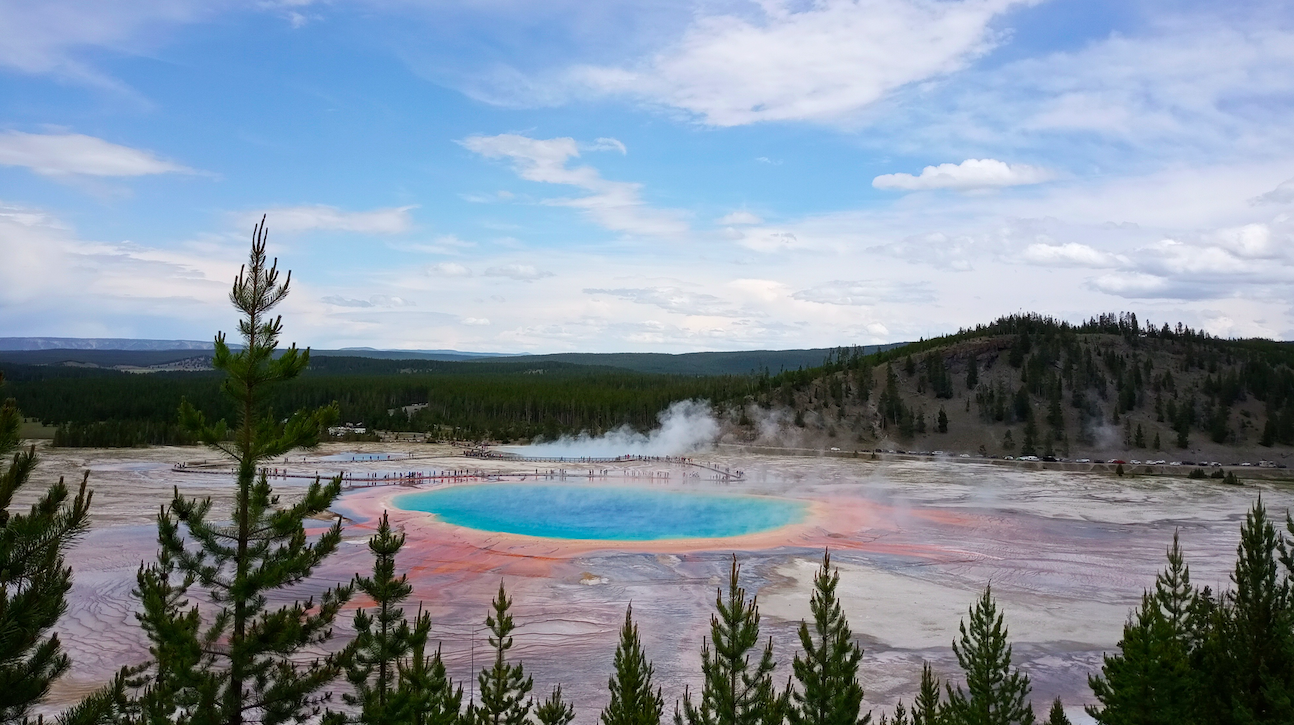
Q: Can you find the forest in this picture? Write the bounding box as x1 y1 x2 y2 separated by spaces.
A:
5 312 1294 455
748 313 1294 455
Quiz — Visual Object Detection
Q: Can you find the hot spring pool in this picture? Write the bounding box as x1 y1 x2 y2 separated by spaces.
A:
394 484 807 541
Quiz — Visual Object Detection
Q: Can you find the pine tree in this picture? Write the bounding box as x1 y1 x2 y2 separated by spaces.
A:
602 604 664 725
911 663 942 725
966 357 979 390
126 217 350 725
881 704 910 725
945 587 1034 725
788 551 868 725
395 618 462 725
346 511 421 724
474 582 534 725
676 556 787 725
535 686 575 725
1207 498 1294 723
1086 592 1192 725
0 389 102 721
1044 700 1069 725
937 409 949 434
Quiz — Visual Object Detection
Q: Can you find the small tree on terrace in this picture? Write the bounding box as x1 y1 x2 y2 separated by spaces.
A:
676 556 788 725
346 511 421 724
473 582 534 725
944 587 1035 725
788 550 868 725
126 217 350 725
602 604 664 725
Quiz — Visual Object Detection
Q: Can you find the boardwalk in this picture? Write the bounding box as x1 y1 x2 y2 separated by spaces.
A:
170 449 745 489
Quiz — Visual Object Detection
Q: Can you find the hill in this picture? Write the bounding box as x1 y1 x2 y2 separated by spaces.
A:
495 345 904 375
0 343 906 376
730 313 1294 466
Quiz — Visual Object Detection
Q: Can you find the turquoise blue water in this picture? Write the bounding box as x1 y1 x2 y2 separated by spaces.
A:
394 484 806 541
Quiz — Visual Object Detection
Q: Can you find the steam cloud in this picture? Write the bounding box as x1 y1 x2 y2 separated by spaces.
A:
510 400 719 457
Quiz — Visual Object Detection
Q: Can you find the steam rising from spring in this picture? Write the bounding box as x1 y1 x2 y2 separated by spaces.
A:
512 400 720 457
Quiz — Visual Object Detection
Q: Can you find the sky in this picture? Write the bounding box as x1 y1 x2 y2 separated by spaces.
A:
1 0 1292 353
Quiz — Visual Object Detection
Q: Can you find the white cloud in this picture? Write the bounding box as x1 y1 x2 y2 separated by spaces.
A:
583 287 746 317
0 0 219 90
873 159 1053 192
896 23 1294 165
1252 178 1294 206
1214 223 1280 259
256 204 416 234
791 280 935 306
460 133 687 236
483 263 553 281
1021 242 1126 268
0 131 193 177
427 261 472 277
321 295 415 308
718 210 763 225
588 137 627 154
568 0 1027 126
461 317 491 326
1087 272 1175 299
395 235 475 255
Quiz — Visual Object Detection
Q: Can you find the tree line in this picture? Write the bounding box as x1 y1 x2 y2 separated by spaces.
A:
0 363 751 447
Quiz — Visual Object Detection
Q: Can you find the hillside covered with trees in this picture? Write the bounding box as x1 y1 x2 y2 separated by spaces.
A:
737 313 1294 463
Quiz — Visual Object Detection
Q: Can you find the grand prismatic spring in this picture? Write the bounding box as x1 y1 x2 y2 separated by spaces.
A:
23 441 1294 722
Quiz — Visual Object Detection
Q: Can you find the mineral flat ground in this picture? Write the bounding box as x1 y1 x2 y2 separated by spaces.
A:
19 441 1293 723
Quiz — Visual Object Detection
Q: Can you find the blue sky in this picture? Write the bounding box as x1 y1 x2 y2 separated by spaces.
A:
1 0 1292 352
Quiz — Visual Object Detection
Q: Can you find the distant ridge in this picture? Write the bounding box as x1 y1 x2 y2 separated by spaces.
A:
0 337 217 351
0 338 910 376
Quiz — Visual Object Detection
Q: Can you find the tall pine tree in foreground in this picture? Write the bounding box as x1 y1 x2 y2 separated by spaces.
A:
602 604 664 725
1205 498 1294 724
676 556 787 725
472 582 534 725
788 550 868 725
1087 533 1197 725
945 587 1034 725
0 388 111 723
346 510 420 724
126 217 350 725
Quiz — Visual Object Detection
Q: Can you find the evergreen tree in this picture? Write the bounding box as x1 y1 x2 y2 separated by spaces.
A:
1044 701 1069 725
881 704 911 725
1020 421 1038 457
912 663 943 725
788 551 868 725
474 582 534 725
937 409 949 434
535 686 575 725
966 357 979 390
602 604 664 725
1086 593 1191 725
0 389 105 722
1206 498 1294 723
126 218 351 725
945 587 1034 725
676 556 787 725
346 511 420 724
395 621 462 725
